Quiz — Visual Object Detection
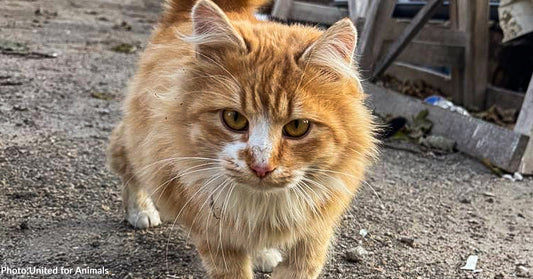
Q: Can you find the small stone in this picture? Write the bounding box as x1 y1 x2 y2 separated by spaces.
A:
19 221 29 230
398 236 415 247
494 272 505 279
516 265 529 278
345 246 368 263
459 196 472 204
482 192 496 197
13 105 28 111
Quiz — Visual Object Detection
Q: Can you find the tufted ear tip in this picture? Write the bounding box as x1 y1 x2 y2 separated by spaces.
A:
299 18 359 80
189 0 246 50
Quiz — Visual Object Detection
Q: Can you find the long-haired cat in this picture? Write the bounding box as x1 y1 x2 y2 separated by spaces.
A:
108 0 378 278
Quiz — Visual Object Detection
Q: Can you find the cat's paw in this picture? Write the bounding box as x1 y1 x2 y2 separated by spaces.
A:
127 207 161 229
253 248 283 273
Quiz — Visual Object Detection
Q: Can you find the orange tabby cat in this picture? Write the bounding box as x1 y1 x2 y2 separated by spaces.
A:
108 0 378 278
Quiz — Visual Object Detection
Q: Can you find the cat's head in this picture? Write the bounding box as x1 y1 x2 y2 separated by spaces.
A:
154 0 377 193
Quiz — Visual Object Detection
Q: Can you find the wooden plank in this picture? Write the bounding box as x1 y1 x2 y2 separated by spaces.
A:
462 0 489 111
366 83 531 173
385 62 453 96
519 136 533 174
485 85 525 111
357 0 395 77
288 2 348 25
347 0 357 23
271 0 293 20
449 0 459 30
384 23 466 46
515 75 533 136
372 0 444 79
380 41 464 67
450 63 465 106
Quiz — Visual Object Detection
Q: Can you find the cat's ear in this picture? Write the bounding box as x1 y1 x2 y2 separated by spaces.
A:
300 18 358 79
189 0 247 52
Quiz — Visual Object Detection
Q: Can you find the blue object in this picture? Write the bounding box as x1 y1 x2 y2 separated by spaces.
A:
424 96 444 105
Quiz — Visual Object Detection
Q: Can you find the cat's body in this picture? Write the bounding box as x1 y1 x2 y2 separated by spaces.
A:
108 0 377 278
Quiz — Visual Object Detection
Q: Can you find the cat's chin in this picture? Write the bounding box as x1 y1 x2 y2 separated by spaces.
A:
236 181 292 193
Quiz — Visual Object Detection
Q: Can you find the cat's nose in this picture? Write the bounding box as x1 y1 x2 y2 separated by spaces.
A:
249 163 276 178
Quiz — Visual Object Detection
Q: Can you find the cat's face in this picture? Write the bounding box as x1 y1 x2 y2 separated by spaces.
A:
158 1 376 192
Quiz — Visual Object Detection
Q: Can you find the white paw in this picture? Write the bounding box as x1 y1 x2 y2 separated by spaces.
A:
253 248 283 273
127 207 161 229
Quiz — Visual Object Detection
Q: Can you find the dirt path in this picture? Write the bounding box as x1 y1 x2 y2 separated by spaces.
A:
1 0 531 278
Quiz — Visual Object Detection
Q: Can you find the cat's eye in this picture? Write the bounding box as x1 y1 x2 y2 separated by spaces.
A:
222 110 248 132
283 119 311 138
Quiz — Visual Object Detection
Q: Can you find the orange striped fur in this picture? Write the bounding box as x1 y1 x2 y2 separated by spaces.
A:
108 0 378 278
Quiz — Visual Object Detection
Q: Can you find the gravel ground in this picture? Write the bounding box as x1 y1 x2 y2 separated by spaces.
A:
1 0 532 278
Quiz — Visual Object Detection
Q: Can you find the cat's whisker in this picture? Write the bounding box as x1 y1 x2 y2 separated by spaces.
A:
307 168 385 207
299 179 329 208
301 177 334 198
292 182 317 215
119 156 223 191
208 180 232 271
203 181 227 274
186 178 229 239
164 172 224 271
219 182 235 271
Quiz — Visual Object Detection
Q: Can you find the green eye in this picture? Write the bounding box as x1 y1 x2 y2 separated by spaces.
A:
222 110 248 132
283 119 310 138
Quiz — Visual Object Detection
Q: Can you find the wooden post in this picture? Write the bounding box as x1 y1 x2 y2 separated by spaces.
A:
358 0 396 78
371 0 443 79
347 0 357 23
271 0 293 21
461 0 489 111
515 75 533 136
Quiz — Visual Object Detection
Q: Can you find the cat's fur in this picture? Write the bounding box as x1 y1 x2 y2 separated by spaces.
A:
108 0 378 278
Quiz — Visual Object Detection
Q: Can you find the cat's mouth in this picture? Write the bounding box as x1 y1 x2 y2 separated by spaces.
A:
223 168 299 191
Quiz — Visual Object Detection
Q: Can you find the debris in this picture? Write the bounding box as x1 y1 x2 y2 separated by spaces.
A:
516 265 530 278
35 8 58 17
503 172 523 182
90 91 114 101
13 105 28 111
345 246 368 263
425 95 470 116
419 135 456 153
460 255 482 273
481 158 505 177
111 43 137 54
482 192 496 198
0 39 57 59
379 116 407 139
1 81 23 86
398 236 415 247
359 229 368 238
406 110 433 139
378 75 443 99
458 196 472 204
19 221 29 230
113 21 132 31
0 39 29 52
473 106 518 129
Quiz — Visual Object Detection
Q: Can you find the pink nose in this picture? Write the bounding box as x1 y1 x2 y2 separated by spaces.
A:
249 164 275 178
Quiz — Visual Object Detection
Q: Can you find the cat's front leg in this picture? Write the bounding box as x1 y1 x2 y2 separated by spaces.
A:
271 230 332 279
196 240 253 279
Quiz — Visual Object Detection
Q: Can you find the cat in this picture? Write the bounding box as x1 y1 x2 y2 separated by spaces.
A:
107 0 378 278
